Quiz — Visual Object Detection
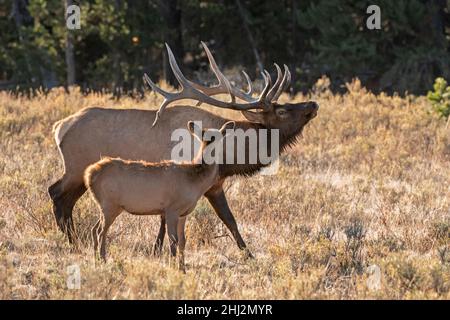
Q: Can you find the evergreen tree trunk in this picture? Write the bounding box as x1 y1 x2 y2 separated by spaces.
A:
235 0 264 73
425 0 447 49
290 0 298 94
11 0 33 85
64 0 76 86
112 0 124 97
159 0 184 87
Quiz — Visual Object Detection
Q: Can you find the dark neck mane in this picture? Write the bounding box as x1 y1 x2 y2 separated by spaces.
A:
218 120 303 178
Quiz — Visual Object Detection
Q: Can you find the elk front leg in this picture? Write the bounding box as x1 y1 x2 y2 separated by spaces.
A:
204 184 254 259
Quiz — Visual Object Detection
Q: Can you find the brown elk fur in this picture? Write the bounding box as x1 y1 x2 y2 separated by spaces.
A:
49 102 318 253
84 121 235 270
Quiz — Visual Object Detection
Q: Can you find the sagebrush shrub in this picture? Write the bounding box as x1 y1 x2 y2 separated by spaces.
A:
427 77 450 119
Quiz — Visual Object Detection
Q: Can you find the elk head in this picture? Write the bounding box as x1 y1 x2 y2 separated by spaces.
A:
144 42 318 138
188 120 236 165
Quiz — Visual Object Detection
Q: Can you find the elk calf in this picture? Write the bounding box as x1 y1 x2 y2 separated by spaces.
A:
84 121 235 270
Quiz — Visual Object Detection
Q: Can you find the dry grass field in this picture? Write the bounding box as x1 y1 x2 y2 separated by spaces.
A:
0 78 449 299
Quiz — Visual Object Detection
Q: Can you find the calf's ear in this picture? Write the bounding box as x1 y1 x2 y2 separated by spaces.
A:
219 121 235 134
187 121 203 141
188 121 203 134
187 121 196 133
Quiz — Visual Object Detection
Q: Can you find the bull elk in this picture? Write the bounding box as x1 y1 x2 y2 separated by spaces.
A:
85 121 235 269
48 42 318 257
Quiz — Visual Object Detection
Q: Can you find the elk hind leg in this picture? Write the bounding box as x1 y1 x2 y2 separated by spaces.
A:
48 176 86 244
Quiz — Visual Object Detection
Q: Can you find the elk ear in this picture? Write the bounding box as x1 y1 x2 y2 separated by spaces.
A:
187 121 200 133
241 110 265 124
187 121 202 140
219 121 235 134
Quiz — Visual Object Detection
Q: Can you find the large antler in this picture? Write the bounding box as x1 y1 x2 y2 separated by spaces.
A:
189 42 256 103
144 42 291 126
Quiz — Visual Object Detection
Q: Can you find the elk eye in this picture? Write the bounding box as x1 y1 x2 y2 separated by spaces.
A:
276 109 287 117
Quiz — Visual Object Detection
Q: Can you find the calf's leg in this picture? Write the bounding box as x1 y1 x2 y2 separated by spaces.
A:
98 205 121 261
165 213 179 267
153 215 166 256
152 183 253 258
177 216 187 272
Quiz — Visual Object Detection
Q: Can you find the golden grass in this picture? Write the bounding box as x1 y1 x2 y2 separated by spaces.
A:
0 79 449 299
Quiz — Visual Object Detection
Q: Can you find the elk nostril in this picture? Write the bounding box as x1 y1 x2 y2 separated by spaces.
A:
309 101 319 110
304 102 318 118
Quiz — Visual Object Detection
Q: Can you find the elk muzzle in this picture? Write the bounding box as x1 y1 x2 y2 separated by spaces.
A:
301 101 319 120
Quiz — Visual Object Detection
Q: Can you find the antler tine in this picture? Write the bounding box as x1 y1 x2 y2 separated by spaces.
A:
165 43 236 107
263 69 272 89
259 71 271 98
284 65 291 91
271 64 290 102
200 41 254 102
150 44 223 125
148 44 277 126
234 71 271 112
203 45 237 104
266 63 283 102
152 100 171 127
256 71 272 110
143 73 175 126
201 42 227 88
241 70 253 96
165 43 191 88
200 41 233 103
143 73 171 98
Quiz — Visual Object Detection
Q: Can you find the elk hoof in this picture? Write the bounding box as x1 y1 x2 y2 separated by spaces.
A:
243 248 255 260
